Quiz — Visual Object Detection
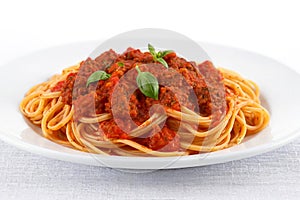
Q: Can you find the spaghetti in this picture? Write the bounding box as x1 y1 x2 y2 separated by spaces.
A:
20 47 270 157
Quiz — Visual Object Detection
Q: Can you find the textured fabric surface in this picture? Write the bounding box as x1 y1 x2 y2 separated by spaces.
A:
0 139 299 200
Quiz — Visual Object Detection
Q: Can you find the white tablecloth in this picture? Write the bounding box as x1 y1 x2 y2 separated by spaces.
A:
0 138 299 200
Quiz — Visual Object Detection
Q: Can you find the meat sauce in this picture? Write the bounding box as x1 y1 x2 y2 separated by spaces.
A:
51 48 225 152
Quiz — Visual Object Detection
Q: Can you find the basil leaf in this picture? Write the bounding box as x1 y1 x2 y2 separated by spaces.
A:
157 51 162 58
117 62 124 67
160 50 173 57
148 43 171 68
136 66 159 100
148 43 156 57
86 70 111 87
156 57 169 69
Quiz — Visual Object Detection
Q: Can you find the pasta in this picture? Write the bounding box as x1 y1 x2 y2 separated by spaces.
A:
20 46 270 156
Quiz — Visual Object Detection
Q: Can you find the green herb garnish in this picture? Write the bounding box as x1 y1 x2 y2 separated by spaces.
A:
148 43 173 68
117 62 124 67
135 66 159 100
86 70 111 87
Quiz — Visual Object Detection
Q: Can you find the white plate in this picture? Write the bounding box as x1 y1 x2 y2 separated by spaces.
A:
1 41 300 169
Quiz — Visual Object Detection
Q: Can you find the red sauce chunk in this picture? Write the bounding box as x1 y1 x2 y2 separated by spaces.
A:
51 47 226 152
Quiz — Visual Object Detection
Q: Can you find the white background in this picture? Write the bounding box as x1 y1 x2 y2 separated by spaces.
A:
1 0 300 72
0 0 299 200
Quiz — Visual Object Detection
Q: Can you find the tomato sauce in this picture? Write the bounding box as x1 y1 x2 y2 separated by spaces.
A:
52 47 226 152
